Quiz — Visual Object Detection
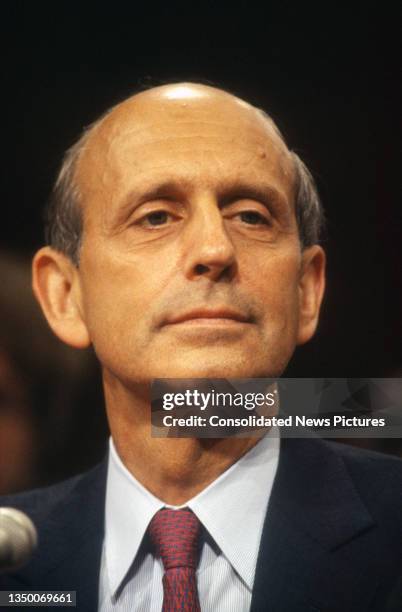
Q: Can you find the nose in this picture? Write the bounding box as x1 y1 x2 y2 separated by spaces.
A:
183 196 237 282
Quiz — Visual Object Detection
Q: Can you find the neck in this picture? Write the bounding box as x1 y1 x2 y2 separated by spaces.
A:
103 372 262 505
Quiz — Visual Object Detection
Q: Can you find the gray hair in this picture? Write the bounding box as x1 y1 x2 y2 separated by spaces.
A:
291 152 325 247
45 103 325 265
45 117 103 265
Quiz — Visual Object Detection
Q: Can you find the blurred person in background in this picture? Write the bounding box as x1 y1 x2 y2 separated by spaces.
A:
0 251 107 494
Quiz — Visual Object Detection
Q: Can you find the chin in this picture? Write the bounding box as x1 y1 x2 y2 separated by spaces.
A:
154 354 281 380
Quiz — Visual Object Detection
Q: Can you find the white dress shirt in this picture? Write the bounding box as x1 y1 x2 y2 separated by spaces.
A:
98 432 279 611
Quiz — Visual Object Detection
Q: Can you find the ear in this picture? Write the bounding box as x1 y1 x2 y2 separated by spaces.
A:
32 247 91 349
297 245 326 345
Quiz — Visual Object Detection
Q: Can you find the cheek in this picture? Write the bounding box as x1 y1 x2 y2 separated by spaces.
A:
78 249 161 349
244 249 301 321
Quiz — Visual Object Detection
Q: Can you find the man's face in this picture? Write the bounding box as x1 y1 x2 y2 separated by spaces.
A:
75 85 310 384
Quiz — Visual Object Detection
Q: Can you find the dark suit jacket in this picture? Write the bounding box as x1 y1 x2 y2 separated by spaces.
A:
1 438 402 612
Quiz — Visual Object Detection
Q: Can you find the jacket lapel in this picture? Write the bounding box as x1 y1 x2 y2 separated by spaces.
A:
250 437 375 612
13 459 108 611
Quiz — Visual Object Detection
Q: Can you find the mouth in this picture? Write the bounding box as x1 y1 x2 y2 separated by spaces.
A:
163 308 252 327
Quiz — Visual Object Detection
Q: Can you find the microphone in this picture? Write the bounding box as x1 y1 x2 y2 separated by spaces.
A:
0 508 38 572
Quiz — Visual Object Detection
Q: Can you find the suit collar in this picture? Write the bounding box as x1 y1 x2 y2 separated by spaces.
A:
250 437 375 612
270 436 374 551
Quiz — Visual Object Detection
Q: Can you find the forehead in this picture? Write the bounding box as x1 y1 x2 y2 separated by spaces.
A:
76 86 295 220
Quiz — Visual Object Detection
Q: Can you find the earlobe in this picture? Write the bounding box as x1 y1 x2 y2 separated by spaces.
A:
32 247 91 349
296 245 326 345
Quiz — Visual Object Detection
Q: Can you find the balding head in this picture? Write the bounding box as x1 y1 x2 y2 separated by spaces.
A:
80 82 289 151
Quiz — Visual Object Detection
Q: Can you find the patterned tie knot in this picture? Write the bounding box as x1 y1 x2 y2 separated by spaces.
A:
149 508 200 571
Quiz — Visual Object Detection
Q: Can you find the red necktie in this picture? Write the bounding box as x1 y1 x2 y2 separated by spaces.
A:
149 508 201 612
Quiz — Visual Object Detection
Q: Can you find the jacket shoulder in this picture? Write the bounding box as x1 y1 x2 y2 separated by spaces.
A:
0 461 107 601
324 440 402 529
326 440 402 484
0 461 107 522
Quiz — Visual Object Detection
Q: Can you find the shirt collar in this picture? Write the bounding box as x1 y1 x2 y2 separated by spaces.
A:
187 431 279 589
104 439 164 596
104 431 280 596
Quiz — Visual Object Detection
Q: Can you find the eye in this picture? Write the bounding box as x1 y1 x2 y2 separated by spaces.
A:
137 210 177 228
238 210 270 225
145 211 169 226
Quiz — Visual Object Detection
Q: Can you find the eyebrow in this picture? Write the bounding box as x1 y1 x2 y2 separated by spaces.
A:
115 180 182 215
113 177 292 227
218 183 290 213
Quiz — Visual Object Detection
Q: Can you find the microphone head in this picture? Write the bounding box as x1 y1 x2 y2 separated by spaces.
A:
0 507 38 572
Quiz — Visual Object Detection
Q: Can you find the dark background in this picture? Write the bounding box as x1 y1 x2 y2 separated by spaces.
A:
1 1 401 487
